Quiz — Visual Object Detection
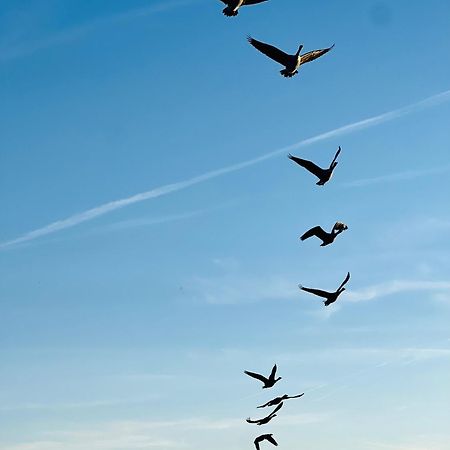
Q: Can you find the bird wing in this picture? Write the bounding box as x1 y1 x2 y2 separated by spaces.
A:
331 146 341 165
269 364 277 379
299 285 331 299
244 0 269 4
300 44 335 65
265 435 279 446
254 437 261 450
288 154 324 178
287 393 305 399
247 37 291 66
337 272 351 291
247 417 258 424
268 402 283 417
257 399 272 408
300 226 327 242
245 370 268 383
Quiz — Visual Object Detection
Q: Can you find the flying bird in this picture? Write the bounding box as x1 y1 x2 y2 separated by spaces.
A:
247 36 334 77
257 393 304 408
244 364 281 389
219 0 268 17
254 434 278 450
299 272 351 306
246 402 283 425
300 222 348 246
288 146 341 185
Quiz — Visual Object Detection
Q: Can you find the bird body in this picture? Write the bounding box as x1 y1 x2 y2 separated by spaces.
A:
288 146 341 185
299 272 351 306
257 393 304 408
301 222 348 246
244 364 281 389
247 37 334 77
254 434 279 450
247 402 283 425
220 0 268 17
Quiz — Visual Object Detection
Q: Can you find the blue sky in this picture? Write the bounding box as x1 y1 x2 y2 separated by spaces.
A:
1 0 450 449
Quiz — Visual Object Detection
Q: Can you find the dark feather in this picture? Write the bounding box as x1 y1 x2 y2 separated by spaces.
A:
301 226 328 242
248 37 291 66
288 154 324 178
299 285 331 299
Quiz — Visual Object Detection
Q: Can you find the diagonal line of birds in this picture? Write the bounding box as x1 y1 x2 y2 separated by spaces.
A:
216 1 352 448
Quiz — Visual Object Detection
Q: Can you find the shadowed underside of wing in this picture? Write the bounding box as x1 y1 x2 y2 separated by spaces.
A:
265 435 278 446
337 272 351 290
300 44 335 65
288 154 324 178
301 226 327 242
269 364 277 379
268 401 283 416
244 0 269 4
300 286 331 299
245 370 268 383
248 37 291 66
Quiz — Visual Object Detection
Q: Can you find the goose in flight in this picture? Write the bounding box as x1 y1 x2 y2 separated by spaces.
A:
288 146 341 185
219 0 268 17
257 392 304 408
299 272 351 306
244 364 281 389
246 402 283 425
301 222 348 246
247 36 334 77
254 434 278 450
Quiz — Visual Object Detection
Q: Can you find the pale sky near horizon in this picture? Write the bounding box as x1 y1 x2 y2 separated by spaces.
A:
1 1 450 450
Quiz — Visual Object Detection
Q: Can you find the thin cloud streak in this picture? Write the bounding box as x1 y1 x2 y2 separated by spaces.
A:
0 0 198 62
343 164 450 187
346 280 450 303
2 89 450 251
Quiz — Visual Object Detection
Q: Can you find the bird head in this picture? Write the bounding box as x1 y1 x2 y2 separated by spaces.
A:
276 376 282 382
296 44 304 56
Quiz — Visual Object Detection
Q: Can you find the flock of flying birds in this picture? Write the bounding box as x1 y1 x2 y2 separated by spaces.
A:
217 1 352 448
245 364 304 449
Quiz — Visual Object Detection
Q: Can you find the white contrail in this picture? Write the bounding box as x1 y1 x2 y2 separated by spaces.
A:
2 89 450 251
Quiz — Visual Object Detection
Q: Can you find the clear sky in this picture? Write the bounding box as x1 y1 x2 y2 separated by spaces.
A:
1 1 450 449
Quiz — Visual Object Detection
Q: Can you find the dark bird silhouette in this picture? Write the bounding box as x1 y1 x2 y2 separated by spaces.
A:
247 36 334 77
254 434 279 450
300 222 348 246
244 364 281 389
246 402 283 425
299 272 351 306
257 393 304 408
220 0 268 17
288 146 341 185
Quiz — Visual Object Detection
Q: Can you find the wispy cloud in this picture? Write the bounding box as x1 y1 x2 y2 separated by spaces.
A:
343 164 450 188
188 273 297 304
0 414 327 450
0 0 199 62
0 396 160 413
2 89 450 251
346 280 450 303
